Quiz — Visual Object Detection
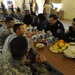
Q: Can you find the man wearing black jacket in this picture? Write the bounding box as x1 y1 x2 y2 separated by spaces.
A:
63 18 75 42
45 14 65 39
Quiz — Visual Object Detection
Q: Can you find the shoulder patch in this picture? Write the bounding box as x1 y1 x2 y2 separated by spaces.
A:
57 29 61 33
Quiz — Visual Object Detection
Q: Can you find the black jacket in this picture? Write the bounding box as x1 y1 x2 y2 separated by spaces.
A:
44 20 65 39
63 26 75 42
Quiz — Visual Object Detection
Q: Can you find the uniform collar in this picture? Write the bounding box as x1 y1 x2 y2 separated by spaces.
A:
9 56 26 67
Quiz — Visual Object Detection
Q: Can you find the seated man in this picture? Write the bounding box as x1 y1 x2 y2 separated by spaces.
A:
9 10 18 19
3 23 25 55
30 12 37 27
23 14 33 26
2 10 9 18
0 17 14 46
2 36 49 75
36 13 49 31
3 23 32 56
63 18 75 42
45 14 65 39
16 7 24 22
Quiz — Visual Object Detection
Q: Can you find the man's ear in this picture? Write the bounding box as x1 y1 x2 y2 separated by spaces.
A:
24 50 28 57
16 29 20 33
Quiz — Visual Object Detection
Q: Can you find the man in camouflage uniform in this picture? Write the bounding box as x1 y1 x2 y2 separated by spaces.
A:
1 36 49 75
0 17 14 46
3 23 25 56
3 23 32 57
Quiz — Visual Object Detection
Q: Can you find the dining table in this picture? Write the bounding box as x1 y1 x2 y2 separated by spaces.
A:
31 42 75 75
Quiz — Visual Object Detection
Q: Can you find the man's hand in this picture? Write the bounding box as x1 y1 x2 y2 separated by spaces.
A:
26 59 31 65
35 55 46 64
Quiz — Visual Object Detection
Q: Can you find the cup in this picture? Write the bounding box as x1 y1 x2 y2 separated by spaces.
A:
46 38 52 47
32 35 37 42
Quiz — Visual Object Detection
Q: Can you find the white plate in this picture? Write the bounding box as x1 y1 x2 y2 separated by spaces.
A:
63 53 75 59
50 46 63 53
36 43 44 48
68 42 75 50
63 49 75 58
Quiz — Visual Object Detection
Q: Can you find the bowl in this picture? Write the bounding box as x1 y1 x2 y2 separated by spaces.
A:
36 43 44 48
68 42 75 50
63 49 75 58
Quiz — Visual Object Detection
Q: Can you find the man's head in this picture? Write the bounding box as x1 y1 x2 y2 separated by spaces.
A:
23 14 33 26
31 12 36 18
1 2 3 4
72 18 75 29
10 36 28 60
16 7 21 14
49 14 58 25
38 13 46 23
23 0 25 2
13 23 25 36
5 17 14 28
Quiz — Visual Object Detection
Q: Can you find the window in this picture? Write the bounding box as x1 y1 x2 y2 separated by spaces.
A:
52 3 62 11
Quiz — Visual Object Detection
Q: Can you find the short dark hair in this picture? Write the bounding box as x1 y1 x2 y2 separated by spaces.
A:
17 7 21 12
13 23 23 32
5 17 14 23
10 36 28 59
49 14 58 20
23 14 33 25
38 13 46 21
73 18 75 21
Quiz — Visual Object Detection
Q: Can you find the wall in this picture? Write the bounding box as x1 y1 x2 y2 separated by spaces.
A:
62 0 75 20
0 0 30 11
14 0 30 10
1 0 74 20
36 0 45 13
0 0 44 13
0 0 3 7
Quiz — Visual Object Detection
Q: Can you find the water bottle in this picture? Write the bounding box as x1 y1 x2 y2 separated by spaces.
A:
54 37 59 43
42 29 45 39
45 32 51 38
33 26 37 32
47 32 53 45
29 25 33 32
46 38 51 47
37 34 42 42
33 26 37 34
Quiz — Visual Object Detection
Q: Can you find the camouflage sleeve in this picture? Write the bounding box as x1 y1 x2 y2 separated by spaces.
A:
0 53 2 75
36 64 50 75
2 63 32 75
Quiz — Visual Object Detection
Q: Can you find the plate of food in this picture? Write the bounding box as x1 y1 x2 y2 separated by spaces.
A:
36 43 44 48
68 42 75 50
63 49 75 58
50 40 69 53
50 45 63 53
